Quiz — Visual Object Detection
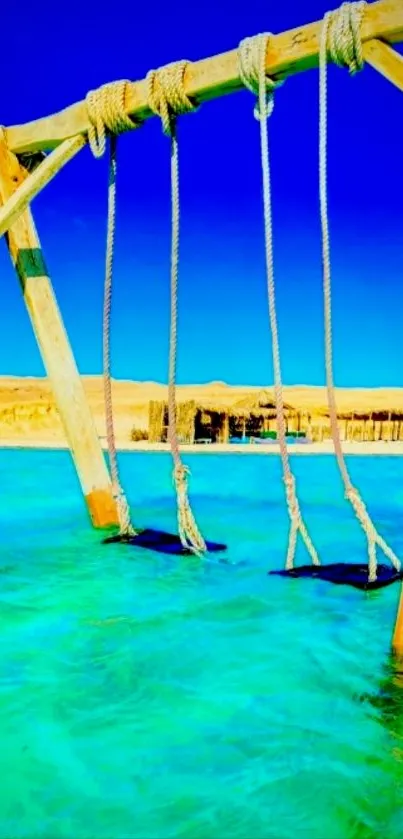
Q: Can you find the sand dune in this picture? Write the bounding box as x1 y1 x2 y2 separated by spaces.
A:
0 375 402 444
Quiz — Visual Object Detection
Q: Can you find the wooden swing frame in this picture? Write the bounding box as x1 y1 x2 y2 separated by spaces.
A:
1 0 403 651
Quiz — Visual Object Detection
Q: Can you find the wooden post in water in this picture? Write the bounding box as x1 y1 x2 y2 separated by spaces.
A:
0 136 118 528
392 590 403 658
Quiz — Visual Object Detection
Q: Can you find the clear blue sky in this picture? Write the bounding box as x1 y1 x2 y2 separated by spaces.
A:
1 0 402 387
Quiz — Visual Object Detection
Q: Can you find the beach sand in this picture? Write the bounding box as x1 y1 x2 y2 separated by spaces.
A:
0 375 403 454
0 438 402 455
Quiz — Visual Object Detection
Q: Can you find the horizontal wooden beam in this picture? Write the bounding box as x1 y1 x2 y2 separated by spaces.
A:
363 37 403 91
5 0 403 155
0 136 85 238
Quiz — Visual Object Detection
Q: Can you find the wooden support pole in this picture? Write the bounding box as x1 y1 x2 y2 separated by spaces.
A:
392 588 403 658
0 137 118 528
5 0 403 155
223 413 230 443
0 136 85 239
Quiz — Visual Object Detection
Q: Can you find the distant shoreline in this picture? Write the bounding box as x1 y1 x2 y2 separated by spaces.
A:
1 439 403 456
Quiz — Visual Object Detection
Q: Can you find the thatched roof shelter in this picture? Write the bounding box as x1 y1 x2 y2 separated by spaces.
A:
274 387 403 417
232 389 293 416
150 388 403 429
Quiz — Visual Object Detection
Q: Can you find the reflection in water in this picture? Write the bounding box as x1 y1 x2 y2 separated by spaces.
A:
362 654 403 748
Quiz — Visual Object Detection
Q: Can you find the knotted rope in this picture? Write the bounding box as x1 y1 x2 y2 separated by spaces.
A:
86 81 141 536
238 34 320 571
319 1 400 580
86 80 139 158
146 61 206 555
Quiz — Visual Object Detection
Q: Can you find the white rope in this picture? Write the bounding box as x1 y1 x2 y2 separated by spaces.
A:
86 81 140 536
319 1 400 580
238 34 320 570
147 61 206 555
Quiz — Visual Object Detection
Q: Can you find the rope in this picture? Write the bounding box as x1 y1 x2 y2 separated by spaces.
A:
86 81 140 536
238 35 320 570
319 1 400 580
146 61 206 555
86 80 139 158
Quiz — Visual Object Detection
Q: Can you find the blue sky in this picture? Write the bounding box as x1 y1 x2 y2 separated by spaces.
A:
1 0 402 387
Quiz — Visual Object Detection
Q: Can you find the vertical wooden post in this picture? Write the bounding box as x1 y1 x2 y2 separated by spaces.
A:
0 138 118 528
392 588 403 658
223 412 230 443
148 400 165 442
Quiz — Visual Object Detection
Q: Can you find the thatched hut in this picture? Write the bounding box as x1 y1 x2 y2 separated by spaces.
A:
312 407 403 442
148 399 199 443
230 390 296 438
148 390 299 444
148 398 236 443
147 388 403 444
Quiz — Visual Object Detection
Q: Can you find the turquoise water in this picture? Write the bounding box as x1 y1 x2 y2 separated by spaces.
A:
1 450 403 838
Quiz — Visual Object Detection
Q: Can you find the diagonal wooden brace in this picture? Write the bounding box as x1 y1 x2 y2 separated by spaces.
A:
0 134 119 528
0 136 85 239
363 38 403 92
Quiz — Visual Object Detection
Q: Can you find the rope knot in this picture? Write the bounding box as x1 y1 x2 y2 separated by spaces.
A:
238 34 285 121
345 485 365 517
86 80 140 158
323 2 367 75
147 60 198 136
283 473 300 521
345 484 366 516
173 463 190 492
345 484 379 556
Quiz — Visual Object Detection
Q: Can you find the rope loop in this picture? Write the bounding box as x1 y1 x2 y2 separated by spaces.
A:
146 60 198 136
318 0 402 582
323 1 367 74
147 60 205 554
238 31 319 572
238 34 285 121
86 80 140 158
87 84 138 537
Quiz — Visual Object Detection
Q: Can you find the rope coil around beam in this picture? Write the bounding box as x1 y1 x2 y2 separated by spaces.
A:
323 1 367 73
319 1 400 580
238 34 285 120
146 61 206 556
85 80 143 536
238 34 320 571
147 61 198 135
86 80 140 158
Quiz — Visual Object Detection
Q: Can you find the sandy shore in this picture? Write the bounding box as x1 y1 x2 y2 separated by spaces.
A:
0 377 403 456
1 438 403 455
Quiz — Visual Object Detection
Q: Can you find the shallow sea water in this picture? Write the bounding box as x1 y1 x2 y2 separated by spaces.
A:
1 449 403 838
